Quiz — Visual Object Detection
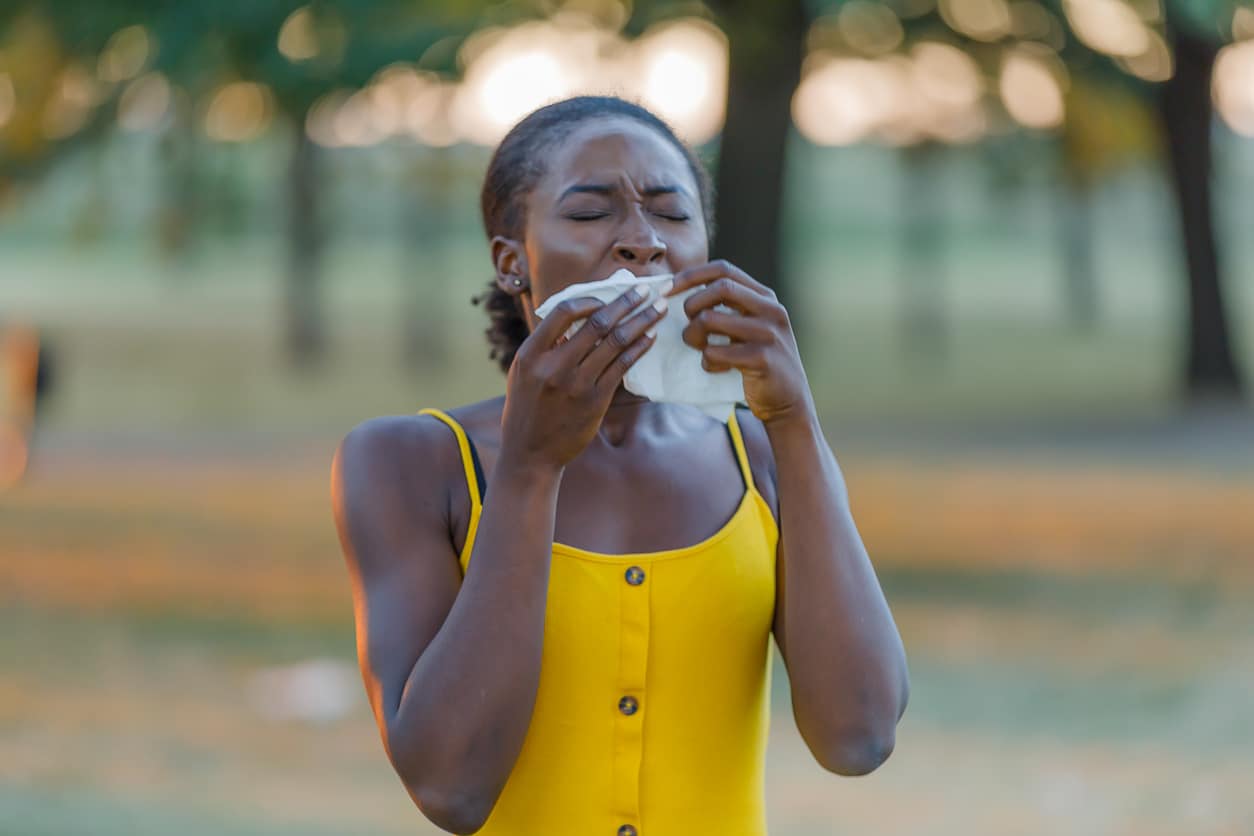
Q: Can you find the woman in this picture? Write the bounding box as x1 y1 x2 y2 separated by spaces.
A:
331 96 908 836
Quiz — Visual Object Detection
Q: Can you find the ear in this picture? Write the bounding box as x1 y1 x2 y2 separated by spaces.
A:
490 236 529 297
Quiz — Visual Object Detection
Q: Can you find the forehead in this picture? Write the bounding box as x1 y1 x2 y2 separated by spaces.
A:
538 117 696 195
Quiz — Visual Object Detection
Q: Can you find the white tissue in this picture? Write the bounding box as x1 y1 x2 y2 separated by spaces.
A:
534 268 744 421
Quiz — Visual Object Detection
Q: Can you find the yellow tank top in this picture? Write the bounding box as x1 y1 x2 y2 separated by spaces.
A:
417 407 779 836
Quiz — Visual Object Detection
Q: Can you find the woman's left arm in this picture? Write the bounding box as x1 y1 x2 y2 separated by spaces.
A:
668 260 909 777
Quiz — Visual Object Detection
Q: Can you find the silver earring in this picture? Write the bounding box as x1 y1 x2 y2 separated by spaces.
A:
512 278 524 287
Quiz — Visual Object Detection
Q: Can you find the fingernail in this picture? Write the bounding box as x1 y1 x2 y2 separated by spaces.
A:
652 298 668 313
633 283 649 300
646 324 658 338
659 277 674 295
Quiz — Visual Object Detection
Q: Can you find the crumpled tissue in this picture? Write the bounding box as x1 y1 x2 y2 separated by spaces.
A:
534 268 744 422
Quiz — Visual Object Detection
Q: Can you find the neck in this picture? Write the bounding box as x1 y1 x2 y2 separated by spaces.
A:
597 386 653 446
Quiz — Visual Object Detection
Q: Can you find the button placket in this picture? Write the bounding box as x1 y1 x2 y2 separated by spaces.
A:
612 559 649 829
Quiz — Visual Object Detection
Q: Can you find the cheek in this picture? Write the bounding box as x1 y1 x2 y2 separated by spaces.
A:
525 220 607 287
667 227 709 269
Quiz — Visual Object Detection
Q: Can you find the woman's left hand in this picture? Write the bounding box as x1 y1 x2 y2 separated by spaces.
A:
666 260 813 427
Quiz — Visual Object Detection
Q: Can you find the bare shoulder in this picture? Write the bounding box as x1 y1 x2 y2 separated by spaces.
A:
334 413 457 505
331 414 460 564
732 406 780 519
334 395 504 498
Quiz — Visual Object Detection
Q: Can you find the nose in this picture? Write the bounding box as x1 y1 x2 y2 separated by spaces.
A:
613 209 667 266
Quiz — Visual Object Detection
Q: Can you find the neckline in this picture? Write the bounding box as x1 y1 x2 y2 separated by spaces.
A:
548 486 760 563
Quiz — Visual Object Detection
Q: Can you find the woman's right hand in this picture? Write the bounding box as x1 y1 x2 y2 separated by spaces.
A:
501 285 668 470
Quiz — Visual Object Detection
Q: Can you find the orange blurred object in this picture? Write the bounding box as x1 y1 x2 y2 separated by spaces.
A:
1 322 41 488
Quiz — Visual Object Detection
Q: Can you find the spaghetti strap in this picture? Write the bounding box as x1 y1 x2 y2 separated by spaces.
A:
725 405 756 493
418 408 482 569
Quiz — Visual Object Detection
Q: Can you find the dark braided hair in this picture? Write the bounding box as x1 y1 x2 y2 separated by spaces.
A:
473 96 716 373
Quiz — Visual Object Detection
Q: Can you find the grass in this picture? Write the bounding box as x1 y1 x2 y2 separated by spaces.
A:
4 438 1254 835
3 242 1254 834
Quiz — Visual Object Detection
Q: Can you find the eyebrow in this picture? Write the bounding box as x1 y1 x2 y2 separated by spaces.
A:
558 183 688 200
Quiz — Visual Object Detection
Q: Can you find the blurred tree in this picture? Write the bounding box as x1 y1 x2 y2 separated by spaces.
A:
6 0 1248 397
0 8 115 197
1156 5 1242 400
805 0 1249 400
186 1 489 367
619 0 810 311
899 141 949 364
1055 79 1158 333
706 0 811 314
398 146 456 371
2 1 486 367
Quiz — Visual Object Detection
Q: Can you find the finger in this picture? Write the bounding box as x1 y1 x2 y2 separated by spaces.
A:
594 328 659 393
529 296 611 350
682 277 779 321
702 341 768 373
665 259 774 299
582 296 669 382
561 283 653 362
682 307 773 350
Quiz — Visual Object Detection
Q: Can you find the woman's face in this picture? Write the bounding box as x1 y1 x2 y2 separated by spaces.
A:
503 118 710 326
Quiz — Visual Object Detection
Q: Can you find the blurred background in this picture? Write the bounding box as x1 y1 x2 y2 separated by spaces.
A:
3 0 1254 833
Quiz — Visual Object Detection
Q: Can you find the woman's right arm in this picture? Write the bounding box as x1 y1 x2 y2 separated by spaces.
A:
331 287 667 834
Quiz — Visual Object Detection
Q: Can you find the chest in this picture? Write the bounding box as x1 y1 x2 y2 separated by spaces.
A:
464 426 751 557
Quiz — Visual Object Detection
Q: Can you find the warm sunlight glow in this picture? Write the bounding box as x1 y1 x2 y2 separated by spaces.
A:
794 43 992 147
1117 29 1173 82
940 0 1013 41
97 25 152 83
1214 40 1254 137
999 47 1065 129
305 67 462 148
279 7 319 62
306 90 350 147
203 82 272 142
911 41 984 108
449 17 726 147
1063 0 1151 57
793 57 910 146
632 21 728 144
0 73 14 129
452 23 582 146
1233 6 1254 40
118 72 171 132
838 1 905 55
42 65 99 139
404 78 459 147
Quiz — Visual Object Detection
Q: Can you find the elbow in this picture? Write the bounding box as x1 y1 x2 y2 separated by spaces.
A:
410 783 493 835
813 726 897 776
389 741 496 834
806 677 909 777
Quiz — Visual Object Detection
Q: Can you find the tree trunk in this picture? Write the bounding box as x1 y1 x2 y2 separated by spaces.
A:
400 146 452 370
711 1 808 315
1157 21 1244 400
1055 177 1098 333
899 143 947 367
157 99 198 265
284 126 326 368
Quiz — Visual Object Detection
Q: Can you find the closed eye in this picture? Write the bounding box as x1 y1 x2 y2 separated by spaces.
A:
565 209 688 221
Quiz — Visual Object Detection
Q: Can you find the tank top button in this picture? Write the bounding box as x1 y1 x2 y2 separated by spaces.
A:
618 695 639 715
625 566 645 586
617 826 637 836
